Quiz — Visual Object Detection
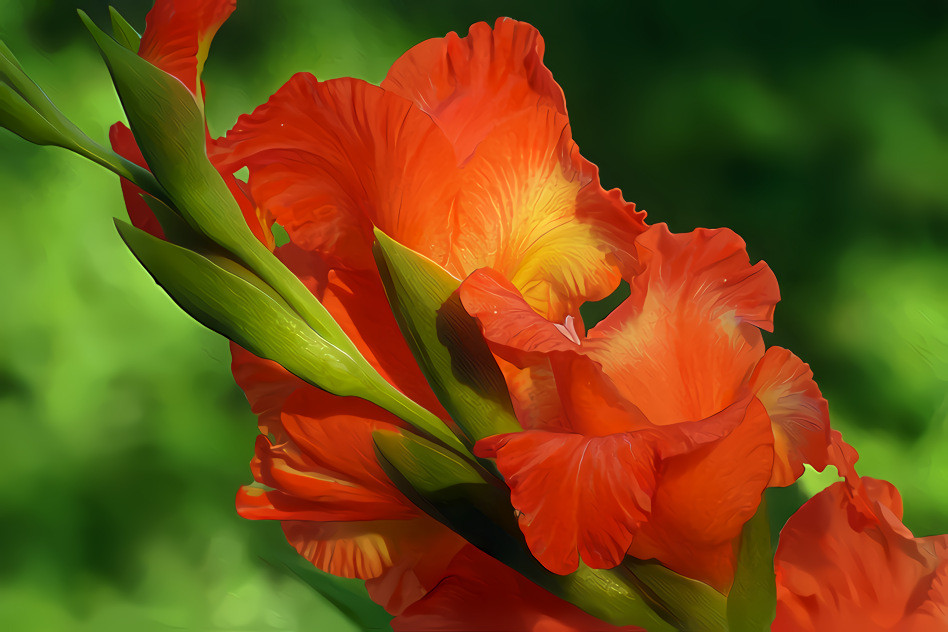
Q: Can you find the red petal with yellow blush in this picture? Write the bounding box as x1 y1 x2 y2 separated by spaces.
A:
749 346 832 487
454 107 643 320
774 478 948 630
460 267 583 362
586 224 779 426
138 0 236 95
382 18 567 164
393 545 644 631
629 397 774 592
475 430 658 574
282 517 462 587
215 74 458 270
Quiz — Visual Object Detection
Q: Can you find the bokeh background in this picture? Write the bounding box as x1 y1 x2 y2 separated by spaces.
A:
1 0 947 629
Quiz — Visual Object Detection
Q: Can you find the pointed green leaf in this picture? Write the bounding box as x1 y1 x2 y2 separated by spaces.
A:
116 215 462 452
0 40 86 148
109 6 142 52
727 496 777 631
0 82 64 146
373 428 676 631
115 218 378 398
1 39 166 199
373 229 521 446
624 558 728 632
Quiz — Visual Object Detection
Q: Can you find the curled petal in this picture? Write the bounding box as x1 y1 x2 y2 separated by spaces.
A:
750 346 832 486
587 224 779 425
774 478 948 630
383 18 567 163
460 267 583 363
243 432 413 522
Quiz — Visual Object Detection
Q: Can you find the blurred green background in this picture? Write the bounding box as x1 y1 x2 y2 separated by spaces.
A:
1 0 946 629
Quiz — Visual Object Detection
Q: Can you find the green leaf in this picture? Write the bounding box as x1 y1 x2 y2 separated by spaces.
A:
373 428 677 631
109 6 142 52
0 40 85 148
0 38 166 199
624 558 728 632
115 219 381 398
0 82 64 146
727 496 777 631
373 229 521 446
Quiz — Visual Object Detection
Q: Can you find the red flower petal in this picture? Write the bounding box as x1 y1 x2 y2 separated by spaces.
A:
138 0 236 96
382 18 567 164
216 20 643 320
281 517 462 590
586 224 779 425
774 478 948 630
393 545 644 631
749 346 832 486
243 429 412 522
628 396 775 591
475 430 658 574
460 267 583 363
215 74 458 270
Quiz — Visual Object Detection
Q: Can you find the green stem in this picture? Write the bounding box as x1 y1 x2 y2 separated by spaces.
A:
71 138 169 204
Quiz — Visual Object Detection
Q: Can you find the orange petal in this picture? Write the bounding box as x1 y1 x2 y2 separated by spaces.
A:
138 0 236 96
282 517 462 588
475 430 658 574
453 107 644 320
586 224 779 425
460 267 583 363
244 433 413 521
392 545 645 631
774 478 948 630
215 74 458 270
628 396 775 591
382 18 567 164
749 346 832 487
828 428 860 485
278 388 411 498
229 341 303 440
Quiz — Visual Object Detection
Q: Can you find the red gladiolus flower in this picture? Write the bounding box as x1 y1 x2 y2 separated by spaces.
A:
192 9 644 624
462 223 855 591
773 477 948 630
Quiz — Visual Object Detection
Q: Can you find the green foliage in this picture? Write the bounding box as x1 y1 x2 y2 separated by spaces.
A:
727 498 777 631
373 229 521 447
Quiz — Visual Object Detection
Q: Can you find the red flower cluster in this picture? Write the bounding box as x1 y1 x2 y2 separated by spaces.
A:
110 1 947 629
